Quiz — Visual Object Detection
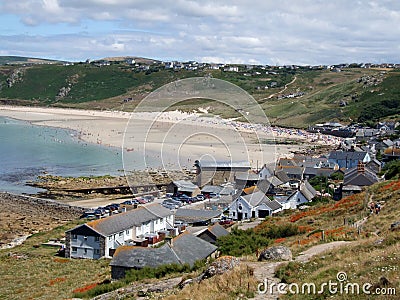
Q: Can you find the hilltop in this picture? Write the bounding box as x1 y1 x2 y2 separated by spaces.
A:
0 56 399 127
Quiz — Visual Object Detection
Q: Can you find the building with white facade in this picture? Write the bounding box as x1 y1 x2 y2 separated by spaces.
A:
65 204 174 259
228 191 282 221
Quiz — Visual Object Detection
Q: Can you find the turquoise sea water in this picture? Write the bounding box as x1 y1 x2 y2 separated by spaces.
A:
0 117 124 194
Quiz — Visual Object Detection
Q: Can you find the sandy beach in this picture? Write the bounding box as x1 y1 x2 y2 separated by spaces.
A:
0 105 341 170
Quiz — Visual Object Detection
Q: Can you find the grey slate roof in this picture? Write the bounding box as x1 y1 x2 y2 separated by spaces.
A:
109 245 179 268
235 172 260 181
173 180 199 192
328 151 368 161
175 208 222 223
258 200 282 211
242 191 272 207
208 223 229 238
343 166 378 186
299 181 317 201
267 176 283 187
197 160 251 169
201 185 223 194
171 233 218 266
220 185 235 195
85 203 172 236
110 233 217 269
304 167 335 177
275 170 290 183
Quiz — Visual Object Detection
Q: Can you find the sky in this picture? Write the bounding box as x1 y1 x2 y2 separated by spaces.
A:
0 0 400 65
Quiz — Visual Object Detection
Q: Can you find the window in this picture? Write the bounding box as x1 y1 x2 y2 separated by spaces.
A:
244 213 248 219
72 234 77 240
125 230 130 234
233 212 236 217
119 232 123 237
84 248 87 254
72 247 77 252
94 249 100 255
95 236 100 242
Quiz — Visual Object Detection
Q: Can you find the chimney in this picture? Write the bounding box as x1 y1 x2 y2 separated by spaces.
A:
357 161 365 173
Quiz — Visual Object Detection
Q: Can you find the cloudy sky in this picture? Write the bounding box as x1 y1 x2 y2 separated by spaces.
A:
0 0 399 65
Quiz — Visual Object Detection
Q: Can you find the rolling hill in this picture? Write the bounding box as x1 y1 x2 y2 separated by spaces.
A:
0 56 399 128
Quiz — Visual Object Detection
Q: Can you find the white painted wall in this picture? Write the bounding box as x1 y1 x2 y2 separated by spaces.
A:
70 235 101 259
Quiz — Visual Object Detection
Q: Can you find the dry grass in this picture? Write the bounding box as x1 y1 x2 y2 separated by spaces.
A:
275 180 400 299
0 221 110 300
161 265 257 300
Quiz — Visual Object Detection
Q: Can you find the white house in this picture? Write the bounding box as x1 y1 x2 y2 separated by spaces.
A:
65 203 174 259
285 181 317 208
229 191 282 221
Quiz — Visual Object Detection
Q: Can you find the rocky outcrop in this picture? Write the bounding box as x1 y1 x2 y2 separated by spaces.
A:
6 69 24 88
258 245 292 262
179 256 241 289
0 192 84 249
202 256 241 279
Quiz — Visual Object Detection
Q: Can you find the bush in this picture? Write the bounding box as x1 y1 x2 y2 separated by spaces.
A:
381 160 400 179
217 227 271 257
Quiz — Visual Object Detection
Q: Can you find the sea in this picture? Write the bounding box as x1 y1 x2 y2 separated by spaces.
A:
0 116 125 194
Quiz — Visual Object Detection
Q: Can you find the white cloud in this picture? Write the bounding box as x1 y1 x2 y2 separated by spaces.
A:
0 0 400 64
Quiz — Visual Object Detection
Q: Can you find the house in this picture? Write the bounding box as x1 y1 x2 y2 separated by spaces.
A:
277 166 305 180
383 146 400 162
328 151 371 169
343 161 379 187
234 172 261 190
228 191 282 220
303 167 336 180
110 233 217 279
286 181 317 208
65 204 174 259
194 159 251 186
201 185 223 198
256 177 283 195
258 164 274 179
366 159 382 174
166 180 200 197
195 223 229 245
175 208 223 226
220 184 235 196
355 128 379 142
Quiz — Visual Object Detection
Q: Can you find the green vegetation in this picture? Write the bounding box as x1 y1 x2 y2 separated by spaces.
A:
2 58 398 127
217 223 303 257
381 160 400 179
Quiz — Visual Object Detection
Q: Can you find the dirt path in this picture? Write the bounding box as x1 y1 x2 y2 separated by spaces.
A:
258 75 297 101
247 241 353 299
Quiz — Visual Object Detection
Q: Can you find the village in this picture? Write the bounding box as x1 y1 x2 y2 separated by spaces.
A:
63 123 400 281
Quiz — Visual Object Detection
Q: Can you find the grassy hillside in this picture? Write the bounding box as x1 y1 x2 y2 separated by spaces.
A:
0 58 399 127
274 180 400 300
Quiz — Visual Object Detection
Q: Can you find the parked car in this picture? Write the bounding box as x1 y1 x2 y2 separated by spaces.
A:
209 193 220 198
219 219 234 226
144 195 154 202
121 199 139 205
196 194 206 201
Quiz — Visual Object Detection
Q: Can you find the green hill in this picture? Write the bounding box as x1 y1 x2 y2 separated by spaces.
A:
0 57 399 127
